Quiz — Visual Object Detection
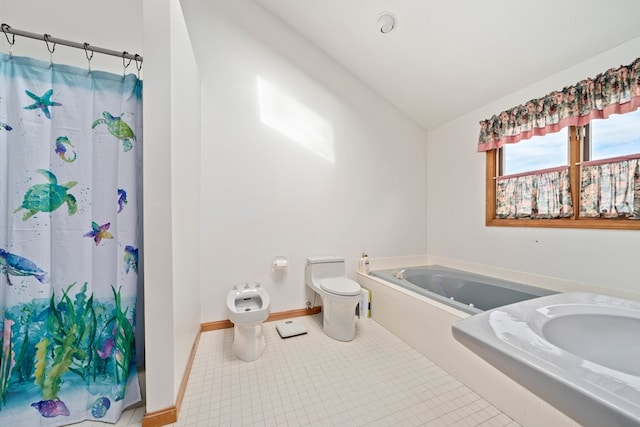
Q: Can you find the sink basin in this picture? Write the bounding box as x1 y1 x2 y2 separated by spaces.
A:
542 314 640 376
452 292 640 427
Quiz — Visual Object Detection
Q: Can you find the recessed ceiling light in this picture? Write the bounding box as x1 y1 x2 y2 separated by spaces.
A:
377 12 397 34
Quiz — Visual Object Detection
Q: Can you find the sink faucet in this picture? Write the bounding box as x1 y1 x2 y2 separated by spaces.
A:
394 269 408 279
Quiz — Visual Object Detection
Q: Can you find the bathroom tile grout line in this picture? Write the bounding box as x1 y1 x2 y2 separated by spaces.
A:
82 314 521 427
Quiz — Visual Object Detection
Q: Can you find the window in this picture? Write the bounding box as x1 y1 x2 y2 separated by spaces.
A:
501 110 640 174
479 58 639 230
586 109 640 161
501 129 568 176
486 113 640 230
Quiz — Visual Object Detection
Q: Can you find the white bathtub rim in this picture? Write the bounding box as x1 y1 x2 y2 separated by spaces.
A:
366 254 640 302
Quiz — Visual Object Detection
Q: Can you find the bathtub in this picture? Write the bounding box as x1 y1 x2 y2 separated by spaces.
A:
358 267 586 426
453 292 640 427
371 265 557 314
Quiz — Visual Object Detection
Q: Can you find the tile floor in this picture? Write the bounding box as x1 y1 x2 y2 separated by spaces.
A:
78 314 521 427
169 314 519 427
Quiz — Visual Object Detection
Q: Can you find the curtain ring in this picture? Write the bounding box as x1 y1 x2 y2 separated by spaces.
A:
1 23 15 57
134 54 142 79
83 42 94 72
122 51 132 77
43 33 56 64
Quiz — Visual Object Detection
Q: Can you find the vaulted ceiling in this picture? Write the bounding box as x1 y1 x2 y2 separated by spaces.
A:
256 0 640 130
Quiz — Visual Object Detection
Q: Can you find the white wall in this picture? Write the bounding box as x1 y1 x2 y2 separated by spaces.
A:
143 0 201 413
180 0 428 321
169 0 201 406
426 37 640 296
142 0 175 413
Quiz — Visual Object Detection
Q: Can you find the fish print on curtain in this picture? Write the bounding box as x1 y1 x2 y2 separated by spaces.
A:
0 52 142 426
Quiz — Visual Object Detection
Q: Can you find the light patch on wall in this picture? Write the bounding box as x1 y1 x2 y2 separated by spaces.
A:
257 76 335 163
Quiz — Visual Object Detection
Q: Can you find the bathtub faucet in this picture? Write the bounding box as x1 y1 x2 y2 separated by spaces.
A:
393 269 408 279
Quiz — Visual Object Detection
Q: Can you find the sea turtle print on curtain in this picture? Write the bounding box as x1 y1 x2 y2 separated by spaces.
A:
0 52 142 426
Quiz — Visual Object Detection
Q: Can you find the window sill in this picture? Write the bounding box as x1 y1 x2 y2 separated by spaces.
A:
486 217 640 230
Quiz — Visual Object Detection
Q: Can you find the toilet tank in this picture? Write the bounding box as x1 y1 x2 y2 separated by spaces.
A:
306 256 346 284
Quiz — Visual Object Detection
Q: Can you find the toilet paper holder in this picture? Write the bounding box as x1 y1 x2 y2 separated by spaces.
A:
272 256 288 270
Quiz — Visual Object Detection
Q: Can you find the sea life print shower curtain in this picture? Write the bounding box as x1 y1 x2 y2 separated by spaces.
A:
0 52 142 426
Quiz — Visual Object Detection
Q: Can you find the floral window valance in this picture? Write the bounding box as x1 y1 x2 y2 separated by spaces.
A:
477 57 640 152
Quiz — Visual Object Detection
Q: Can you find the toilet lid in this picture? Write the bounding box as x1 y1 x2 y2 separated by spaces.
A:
320 278 361 296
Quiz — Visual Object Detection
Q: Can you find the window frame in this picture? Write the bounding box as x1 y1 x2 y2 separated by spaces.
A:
485 127 640 230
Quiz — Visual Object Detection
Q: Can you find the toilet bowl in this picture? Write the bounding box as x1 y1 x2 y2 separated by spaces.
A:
305 256 362 341
226 283 271 361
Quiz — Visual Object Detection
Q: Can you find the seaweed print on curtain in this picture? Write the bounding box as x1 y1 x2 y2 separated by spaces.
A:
0 52 142 426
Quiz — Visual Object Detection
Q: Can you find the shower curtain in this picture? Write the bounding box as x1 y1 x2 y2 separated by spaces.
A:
0 52 142 426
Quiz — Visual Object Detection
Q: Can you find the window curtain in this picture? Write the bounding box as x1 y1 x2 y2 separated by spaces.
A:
580 155 640 218
496 167 573 219
0 53 142 425
478 57 640 151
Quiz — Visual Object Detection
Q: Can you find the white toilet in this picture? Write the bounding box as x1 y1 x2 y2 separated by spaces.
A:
305 256 362 341
226 283 271 361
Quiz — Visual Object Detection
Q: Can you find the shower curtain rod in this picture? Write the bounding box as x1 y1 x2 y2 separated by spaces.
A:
1 23 142 62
